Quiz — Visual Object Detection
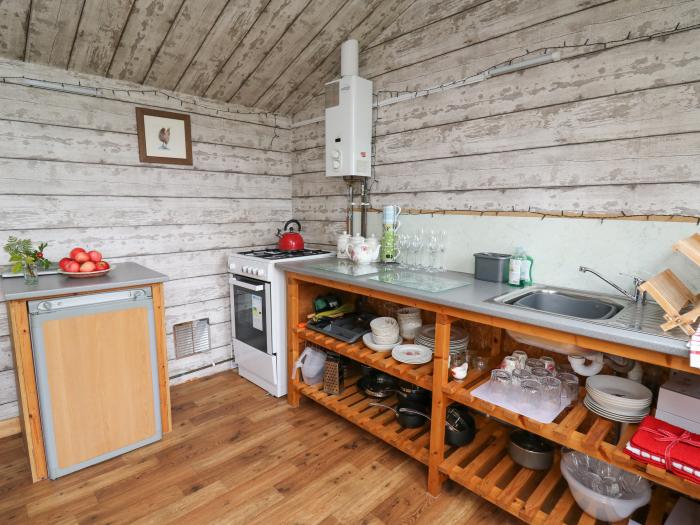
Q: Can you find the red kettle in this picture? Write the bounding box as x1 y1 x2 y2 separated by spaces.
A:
277 219 304 251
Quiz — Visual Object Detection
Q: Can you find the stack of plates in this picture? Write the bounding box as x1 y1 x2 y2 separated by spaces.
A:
415 325 469 352
584 375 652 423
392 344 433 365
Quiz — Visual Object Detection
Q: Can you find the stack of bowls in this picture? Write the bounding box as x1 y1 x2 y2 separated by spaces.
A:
584 375 652 423
364 317 401 352
396 308 423 340
415 325 469 353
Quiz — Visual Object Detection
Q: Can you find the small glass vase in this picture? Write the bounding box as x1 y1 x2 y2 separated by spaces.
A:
23 262 39 285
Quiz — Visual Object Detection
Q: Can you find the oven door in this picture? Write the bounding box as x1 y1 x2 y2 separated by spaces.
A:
230 276 273 355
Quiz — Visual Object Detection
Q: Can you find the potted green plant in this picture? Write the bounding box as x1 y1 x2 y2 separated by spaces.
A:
3 236 51 285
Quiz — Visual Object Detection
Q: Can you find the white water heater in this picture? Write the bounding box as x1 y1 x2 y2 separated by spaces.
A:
325 40 372 178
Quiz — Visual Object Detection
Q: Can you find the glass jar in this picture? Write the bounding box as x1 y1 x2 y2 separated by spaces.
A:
23 261 38 285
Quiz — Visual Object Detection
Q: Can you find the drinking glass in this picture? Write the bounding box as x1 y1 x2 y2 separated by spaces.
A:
518 379 542 411
511 368 532 387
525 358 545 372
416 229 427 270
557 372 579 406
540 356 557 374
531 367 551 382
501 356 518 373
437 230 447 271
512 350 528 369
427 230 439 272
489 369 511 401
540 376 562 412
411 233 423 269
396 234 408 268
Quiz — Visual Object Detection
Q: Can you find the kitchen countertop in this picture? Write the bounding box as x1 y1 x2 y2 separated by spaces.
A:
280 259 690 358
1 262 168 301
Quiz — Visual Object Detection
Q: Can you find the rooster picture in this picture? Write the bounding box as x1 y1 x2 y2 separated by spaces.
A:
158 127 170 150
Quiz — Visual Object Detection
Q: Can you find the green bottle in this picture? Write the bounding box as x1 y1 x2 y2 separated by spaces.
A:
517 246 534 286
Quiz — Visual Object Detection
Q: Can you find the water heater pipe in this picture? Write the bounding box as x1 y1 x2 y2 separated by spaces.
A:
341 39 359 77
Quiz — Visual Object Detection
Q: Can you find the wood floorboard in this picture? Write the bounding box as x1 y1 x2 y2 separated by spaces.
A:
0 371 520 524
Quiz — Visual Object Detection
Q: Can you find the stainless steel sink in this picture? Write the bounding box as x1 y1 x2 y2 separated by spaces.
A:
490 286 626 320
488 285 688 341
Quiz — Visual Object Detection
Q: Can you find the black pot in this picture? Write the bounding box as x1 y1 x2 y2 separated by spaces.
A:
396 381 431 405
444 403 475 447
396 398 430 428
358 373 397 398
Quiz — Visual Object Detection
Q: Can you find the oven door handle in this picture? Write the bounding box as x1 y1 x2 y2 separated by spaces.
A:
229 277 265 292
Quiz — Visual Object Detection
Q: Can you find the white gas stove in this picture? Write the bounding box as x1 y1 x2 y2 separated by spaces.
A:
228 248 333 396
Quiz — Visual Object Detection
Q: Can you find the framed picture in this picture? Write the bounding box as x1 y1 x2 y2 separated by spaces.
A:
135 107 192 165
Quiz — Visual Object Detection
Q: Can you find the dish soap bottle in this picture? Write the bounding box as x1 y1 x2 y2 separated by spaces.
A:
518 247 534 286
508 249 523 286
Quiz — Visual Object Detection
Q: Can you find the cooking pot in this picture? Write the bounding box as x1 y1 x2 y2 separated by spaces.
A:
508 430 554 470
277 219 304 251
358 373 397 398
370 402 429 429
445 404 475 447
396 381 431 405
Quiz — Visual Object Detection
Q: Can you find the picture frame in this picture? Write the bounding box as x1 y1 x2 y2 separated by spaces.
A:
135 107 193 165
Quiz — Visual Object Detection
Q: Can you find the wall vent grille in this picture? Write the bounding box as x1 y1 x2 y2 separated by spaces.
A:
173 318 210 359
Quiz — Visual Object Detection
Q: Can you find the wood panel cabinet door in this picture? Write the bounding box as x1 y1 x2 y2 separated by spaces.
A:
29 292 161 478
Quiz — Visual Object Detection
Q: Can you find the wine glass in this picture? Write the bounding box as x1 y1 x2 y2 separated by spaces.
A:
427 230 439 272
437 230 447 271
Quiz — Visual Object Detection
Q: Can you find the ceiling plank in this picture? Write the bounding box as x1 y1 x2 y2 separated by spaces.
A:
254 0 386 111
68 0 135 76
278 0 414 115
205 0 310 102
142 0 228 90
0 0 31 60
25 0 85 68
108 0 185 82
368 0 487 48
231 0 346 108
175 0 267 97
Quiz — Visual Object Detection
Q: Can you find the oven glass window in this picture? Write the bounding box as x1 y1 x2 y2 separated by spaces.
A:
233 281 268 353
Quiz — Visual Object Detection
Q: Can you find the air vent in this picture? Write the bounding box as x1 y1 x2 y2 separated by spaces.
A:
173 318 210 359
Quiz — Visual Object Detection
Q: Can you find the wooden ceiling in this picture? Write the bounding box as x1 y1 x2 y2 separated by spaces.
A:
0 0 411 115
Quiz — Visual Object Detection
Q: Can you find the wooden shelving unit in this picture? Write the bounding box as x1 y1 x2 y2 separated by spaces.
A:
444 378 700 500
296 327 434 390
286 272 693 524
297 376 432 465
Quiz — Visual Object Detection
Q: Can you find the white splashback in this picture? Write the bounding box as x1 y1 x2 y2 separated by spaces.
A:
359 212 700 294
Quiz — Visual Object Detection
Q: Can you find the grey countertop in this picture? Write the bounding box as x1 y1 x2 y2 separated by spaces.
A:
1 262 168 301
280 258 691 358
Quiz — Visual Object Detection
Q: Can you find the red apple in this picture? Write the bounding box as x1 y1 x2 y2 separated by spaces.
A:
74 251 90 263
66 261 80 273
79 261 96 272
95 261 110 270
58 257 72 270
69 247 85 259
87 250 102 262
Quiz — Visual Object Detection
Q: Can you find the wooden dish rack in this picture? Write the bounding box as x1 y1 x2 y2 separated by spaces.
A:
639 233 700 336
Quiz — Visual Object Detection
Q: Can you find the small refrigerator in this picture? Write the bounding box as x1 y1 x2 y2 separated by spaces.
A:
28 288 162 479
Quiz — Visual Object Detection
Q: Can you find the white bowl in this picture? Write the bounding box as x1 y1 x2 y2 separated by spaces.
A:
370 317 399 333
372 333 399 344
363 333 402 352
561 458 650 521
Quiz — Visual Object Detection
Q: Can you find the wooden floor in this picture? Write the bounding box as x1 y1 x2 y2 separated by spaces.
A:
0 371 521 524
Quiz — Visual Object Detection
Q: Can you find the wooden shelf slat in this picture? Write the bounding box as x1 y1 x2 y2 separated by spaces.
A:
297 328 434 390
673 232 700 266
296 377 431 465
444 378 700 500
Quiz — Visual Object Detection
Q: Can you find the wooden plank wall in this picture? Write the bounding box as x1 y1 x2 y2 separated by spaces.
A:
0 59 292 421
289 0 700 246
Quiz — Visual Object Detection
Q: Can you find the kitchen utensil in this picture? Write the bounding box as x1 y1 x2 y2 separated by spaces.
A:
392 344 432 365
445 404 476 446
276 219 304 251
557 372 580 406
362 332 403 352
336 231 351 259
323 353 344 395
306 312 377 343
396 381 431 404
58 268 112 278
346 239 381 265
396 308 422 340
508 430 554 470
358 373 396 398
369 402 428 428
370 317 400 342
293 346 326 386
561 450 651 521
474 252 511 282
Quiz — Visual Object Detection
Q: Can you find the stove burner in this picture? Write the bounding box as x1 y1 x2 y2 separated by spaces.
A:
237 248 331 260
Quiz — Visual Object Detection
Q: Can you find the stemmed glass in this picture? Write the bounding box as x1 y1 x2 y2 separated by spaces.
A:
427 230 439 272
396 234 408 268
410 233 423 270
437 230 447 271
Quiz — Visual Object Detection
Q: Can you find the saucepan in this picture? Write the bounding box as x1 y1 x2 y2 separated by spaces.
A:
358 373 397 399
369 402 430 428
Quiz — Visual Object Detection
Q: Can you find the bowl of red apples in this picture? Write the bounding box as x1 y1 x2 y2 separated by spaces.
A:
58 247 111 278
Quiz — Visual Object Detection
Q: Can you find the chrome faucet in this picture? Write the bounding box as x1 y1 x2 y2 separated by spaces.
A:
578 266 647 304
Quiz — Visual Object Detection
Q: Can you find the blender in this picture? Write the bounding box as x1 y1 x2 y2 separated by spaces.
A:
380 205 401 263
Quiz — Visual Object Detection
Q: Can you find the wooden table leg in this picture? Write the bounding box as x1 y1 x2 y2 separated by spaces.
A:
287 277 301 408
428 313 451 495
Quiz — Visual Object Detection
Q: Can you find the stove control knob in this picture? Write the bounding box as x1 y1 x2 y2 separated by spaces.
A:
256 269 264 277
242 266 249 273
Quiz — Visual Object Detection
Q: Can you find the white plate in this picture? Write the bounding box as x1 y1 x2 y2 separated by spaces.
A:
417 325 469 343
392 344 433 365
584 396 649 416
585 388 651 411
586 375 652 403
584 396 648 422
362 333 403 352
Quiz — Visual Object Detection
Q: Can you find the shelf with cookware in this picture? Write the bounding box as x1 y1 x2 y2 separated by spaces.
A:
285 271 695 524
